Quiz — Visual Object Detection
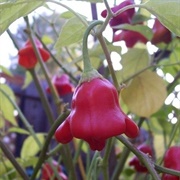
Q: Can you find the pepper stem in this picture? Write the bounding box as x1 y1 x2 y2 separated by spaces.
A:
80 21 104 83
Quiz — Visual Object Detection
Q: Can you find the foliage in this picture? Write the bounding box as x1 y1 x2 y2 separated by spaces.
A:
0 0 180 180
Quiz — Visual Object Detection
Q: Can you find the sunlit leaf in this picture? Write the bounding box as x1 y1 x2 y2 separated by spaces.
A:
20 134 45 159
8 127 30 135
114 24 153 40
116 47 150 84
0 65 13 76
55 16 87 52
22 71 32 89
69 0 102 2
143 0 180 36
121 70 167 117
0 0 44 35
42 35 54 44
60 11 87 19
0 84 17 125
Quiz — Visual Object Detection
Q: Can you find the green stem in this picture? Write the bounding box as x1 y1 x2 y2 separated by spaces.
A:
96 33 120 91
46 144 63 158
111 118 145 180
0 88 41 147
155 164 180 177
111 146 130 180
82 21 103 72
30 110 70 180
24 16 61 111
29 69 54 125
0 139 29 180
35 33 78 84
116 135 160 180
60 145 77 180
101 138 114 180
87 151 100 179
46 0 88 27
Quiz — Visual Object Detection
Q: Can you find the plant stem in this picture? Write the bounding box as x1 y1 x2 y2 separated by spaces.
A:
116 135 161 180
0 139 29 180
82 21 103 72
0 88 41 147
73 140 86 180
111 146 130 180
96 33 120 91
155 164 180 177
87 151 100 179
35 33 78 84
30 110 70 180
29 69 54 125
46 0 88 27
111 118 145 180
101 138 114 180
24 16 61 111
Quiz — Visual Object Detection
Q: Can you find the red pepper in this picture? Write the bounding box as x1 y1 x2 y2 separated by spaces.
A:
42 160 68 180
151 18 172 45
18 39 50 69
129 144 153 172
101 0 135 32
46 74 74 96
55 77 139 151
162 146 180 180
113 30 148 48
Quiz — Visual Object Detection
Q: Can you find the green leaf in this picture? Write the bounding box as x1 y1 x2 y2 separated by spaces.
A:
121 70 167 117
0 65 13 76
114 24 153 40
60 11 87 19
22 71 32 89
8 127 30 135
143 0 180 36
89 40 121 59
69 0 102 2
0 0 44 35
0 84 17 125
116 48 150 84
55 17 87 51
20 133 45 159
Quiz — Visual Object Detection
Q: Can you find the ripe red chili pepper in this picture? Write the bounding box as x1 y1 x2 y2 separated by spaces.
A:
101 0 135 32
46 74 74 96
151 18 172 45
129 144 153 172
18 39 50 69
55 77 139 151
162 146 180 180
113 30 148 48
42 160 68 180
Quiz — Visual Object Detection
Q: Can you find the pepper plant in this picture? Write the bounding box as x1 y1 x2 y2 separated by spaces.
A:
0 0 180 180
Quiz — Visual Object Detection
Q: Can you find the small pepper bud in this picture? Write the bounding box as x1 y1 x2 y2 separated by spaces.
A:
42 160 68 180
151 18 172 45
162 146 180 180
55 77 139 151
101 0 135 32
46 74 74 96
129 144 153 172
18 39 50 69
113 30 148 48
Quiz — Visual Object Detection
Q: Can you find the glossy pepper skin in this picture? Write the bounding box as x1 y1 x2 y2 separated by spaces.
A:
151 19 172 45
55 77 139 151
42 160 68 180
101 0 135 32
47 74 74 96
162 146 180 180
113 30 148 48
129 144 153 172
18 39 50 69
